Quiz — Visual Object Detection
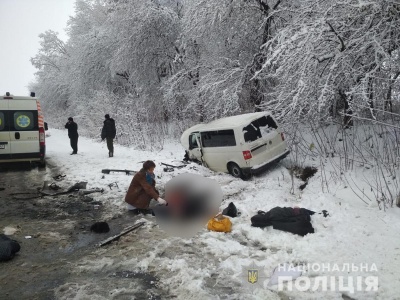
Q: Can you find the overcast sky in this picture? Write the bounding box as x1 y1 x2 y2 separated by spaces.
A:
0 0 75 96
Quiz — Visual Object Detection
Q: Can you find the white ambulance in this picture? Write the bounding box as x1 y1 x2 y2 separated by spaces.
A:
0 92 47 166
181 112 290 178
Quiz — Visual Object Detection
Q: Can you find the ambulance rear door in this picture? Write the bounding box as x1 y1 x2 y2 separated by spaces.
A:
8 99 40 157
0 99 11 159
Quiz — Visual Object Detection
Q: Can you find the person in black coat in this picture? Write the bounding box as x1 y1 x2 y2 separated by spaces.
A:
101 114 116 157
65 117 79 155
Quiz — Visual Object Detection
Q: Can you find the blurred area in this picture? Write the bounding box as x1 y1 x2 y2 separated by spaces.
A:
154 173 222 238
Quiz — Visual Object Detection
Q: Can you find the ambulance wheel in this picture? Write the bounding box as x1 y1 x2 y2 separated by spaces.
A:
228 162 243 179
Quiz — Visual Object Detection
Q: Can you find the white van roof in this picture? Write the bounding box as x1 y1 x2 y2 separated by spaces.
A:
180 112 272 149
190 112 270 131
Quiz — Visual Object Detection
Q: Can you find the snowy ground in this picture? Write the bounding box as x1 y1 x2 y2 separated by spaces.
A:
42 129 400 300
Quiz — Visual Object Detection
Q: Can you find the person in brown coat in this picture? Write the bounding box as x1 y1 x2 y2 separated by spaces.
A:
125 160 166 214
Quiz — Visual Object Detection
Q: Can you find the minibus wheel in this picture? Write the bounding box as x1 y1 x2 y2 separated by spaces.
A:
228 162 243 178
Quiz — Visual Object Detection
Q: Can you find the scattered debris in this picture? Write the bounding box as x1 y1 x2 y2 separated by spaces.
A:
39 181 88 196
98 222 145 247
161 163 186 169
12 181 101 200
78 188 104 195
3 226 18 235
111 270 158 282
222 202 240 218
108 182 119 190
67 182 88 192
102 169 136 175
299 182 308 191
90 222 110 233
288 166 318 191
49 182 61 190
292 166 318 182
53 174 66 181
81 196 94 203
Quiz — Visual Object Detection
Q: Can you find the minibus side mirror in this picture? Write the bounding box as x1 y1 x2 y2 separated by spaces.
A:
44 122 48 131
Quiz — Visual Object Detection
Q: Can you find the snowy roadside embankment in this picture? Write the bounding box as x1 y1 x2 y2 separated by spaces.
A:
44 129 400 300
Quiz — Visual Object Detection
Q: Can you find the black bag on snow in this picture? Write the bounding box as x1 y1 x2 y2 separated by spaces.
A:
272 218 314 236
90 222 110 233
0 234 21 262
222 202 239 218
250 207 315 236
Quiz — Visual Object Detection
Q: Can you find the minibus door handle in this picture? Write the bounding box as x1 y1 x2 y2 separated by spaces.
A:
15 132 20 139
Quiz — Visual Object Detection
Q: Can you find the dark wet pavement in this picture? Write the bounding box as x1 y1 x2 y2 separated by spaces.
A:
0 162 155 299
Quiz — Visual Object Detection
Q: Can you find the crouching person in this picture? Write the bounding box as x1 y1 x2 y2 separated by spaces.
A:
125 160 166 215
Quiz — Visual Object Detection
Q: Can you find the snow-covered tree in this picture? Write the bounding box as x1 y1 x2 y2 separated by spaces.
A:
256 0 400 125
30 30 71 122
163 0 287 122
31 0 400 150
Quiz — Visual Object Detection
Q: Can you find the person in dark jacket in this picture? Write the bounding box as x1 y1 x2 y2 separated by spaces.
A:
65 117 79 155
101 114 116 157
125 160 166 214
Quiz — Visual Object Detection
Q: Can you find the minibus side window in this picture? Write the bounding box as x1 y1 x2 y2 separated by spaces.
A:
201 130 236 147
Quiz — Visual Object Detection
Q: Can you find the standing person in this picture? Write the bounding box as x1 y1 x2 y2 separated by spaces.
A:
65 117 78 155
101 114 116 157
125 160 166 215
